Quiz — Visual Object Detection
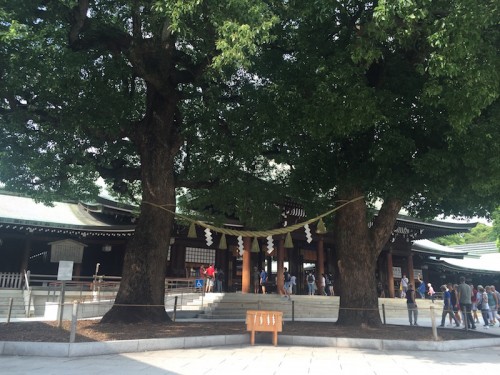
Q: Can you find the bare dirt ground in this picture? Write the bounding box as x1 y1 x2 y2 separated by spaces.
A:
0 320 494 343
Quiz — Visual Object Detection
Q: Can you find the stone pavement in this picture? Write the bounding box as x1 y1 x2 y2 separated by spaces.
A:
1 344 500 375
1 316 500 374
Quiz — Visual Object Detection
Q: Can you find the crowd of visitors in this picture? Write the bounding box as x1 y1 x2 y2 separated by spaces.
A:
198 264 224 293
402 275 500 328
437 276 500 330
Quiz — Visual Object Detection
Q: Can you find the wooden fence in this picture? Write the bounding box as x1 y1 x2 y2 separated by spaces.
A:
0 272 24 289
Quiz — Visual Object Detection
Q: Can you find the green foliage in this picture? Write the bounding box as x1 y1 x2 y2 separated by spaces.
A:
0 0 278 206
492 207 500 247
153 0 278 70
237 0 500 222
434 223 496 246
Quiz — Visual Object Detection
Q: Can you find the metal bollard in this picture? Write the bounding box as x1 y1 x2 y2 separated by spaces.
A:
382 303 386 325
292 300 295 322
430 306 438 341
26 290 32 318
173 296 178 322
70 301 79 343
7 297 13 323
58 281 66 328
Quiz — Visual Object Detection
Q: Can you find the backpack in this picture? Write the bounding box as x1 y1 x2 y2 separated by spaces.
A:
307 274 314 283
284 272 291 282
476 293 483 310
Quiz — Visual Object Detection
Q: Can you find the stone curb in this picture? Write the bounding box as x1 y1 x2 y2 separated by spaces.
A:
2 334 500 357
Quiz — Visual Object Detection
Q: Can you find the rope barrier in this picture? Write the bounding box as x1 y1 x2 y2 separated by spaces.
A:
144 195 364 238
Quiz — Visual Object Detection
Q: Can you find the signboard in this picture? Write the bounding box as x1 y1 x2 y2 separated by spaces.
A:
57 260 74 281
392 267 402 279
414 269 423 279
195 279 204 288
50 239 85 263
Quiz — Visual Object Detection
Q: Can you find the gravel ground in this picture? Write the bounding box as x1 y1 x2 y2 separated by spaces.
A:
0 320 494 343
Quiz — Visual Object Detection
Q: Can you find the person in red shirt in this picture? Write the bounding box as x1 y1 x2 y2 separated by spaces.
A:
205 264 215 292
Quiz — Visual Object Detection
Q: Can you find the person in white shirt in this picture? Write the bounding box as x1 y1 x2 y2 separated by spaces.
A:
401 275 408 298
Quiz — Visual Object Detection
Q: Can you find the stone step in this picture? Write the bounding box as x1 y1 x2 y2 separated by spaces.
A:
196 294 445 320
0 296 26 317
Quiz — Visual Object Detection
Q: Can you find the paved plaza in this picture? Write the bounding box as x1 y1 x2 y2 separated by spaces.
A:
1 344 500 375
1 315 500 374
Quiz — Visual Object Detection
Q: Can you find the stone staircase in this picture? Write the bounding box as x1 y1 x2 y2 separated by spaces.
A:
165 292 224 319
195 293 444 321
0 289 27 319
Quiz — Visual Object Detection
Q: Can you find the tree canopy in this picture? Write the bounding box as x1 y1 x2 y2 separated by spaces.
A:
0 0 278 322
1 1 499 326
185 0 500 325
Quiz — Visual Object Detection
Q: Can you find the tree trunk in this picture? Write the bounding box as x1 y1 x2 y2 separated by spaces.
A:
334 189 402 327
101 87 180 323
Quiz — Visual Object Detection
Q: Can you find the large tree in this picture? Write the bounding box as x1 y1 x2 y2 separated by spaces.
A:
188 1 499 326
272 1 499 326
0 0 276 322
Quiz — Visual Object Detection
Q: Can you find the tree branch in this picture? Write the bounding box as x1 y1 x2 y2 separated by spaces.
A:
67 0 132 53
370 197 403 251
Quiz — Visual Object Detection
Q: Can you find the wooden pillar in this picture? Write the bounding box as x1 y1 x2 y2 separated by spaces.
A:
266 255 272 279
19 236 31 274
387 251 395 298
242 237 251 294
277 236 285 295
317 236 325 294
74 263 82 277
407 252 415 287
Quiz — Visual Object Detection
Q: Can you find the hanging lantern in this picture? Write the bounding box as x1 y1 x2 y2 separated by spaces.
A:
316 218 327 234
251 237 260 253
218 233 227 250
188 222 197 238
284 232 294 248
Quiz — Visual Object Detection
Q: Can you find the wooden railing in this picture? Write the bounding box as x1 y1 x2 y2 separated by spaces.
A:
0 272 24 289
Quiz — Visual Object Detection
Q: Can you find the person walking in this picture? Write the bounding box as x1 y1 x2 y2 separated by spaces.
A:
486 286 496 326
416 274 425 299
215 268 224 293
320 273 327 296
306 272 315 296
471 284 479 323
199 264 206 292
290 274 297 295
492 285 500 325
427 283 435 303
492 286 500 322
476 285 490 328
327 273 334 296
260 268 267 294
401 274 409 298
283 267 292 299
449 283 462 326
456 276 476 330
406 283 418 326
205 263 215 292
253 267 260 294
439 285 459 327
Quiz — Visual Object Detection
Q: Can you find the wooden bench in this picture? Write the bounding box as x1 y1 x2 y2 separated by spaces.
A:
246 310 283 346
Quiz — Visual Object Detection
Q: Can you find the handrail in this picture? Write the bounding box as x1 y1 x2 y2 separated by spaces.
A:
23 270 31 292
